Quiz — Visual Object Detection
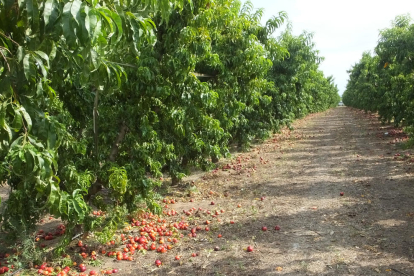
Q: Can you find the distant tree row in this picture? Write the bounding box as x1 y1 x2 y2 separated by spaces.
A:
343 15 414 128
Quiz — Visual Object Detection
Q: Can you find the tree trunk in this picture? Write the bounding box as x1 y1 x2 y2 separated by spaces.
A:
171 175 180 186
86 123 128 201
109 123 128 162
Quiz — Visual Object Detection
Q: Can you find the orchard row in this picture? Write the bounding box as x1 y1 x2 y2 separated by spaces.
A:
343 15 414 130
0 0 339 245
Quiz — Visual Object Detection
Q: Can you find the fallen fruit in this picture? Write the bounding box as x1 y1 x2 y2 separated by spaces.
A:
340 192 344 196
246 246 254 252
275 225 280 231
262 226 267 231
155 260 162 267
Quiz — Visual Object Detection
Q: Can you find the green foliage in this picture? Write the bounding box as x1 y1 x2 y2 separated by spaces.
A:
343 15 414 127
266 30 340 129
0 0 339 243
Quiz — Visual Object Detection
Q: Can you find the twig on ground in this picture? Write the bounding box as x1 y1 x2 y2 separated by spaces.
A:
391 268 412 276
71 232 83 241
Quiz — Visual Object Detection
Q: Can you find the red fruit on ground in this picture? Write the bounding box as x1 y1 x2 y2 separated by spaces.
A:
247 246 254 252
260 197 265 201
175 256 180 260
340 192 344 196
211 202 215 205
262 226 267 231
275 225 281 231
155 259 162 267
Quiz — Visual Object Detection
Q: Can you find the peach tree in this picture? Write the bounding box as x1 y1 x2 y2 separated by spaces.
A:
0 0 191 241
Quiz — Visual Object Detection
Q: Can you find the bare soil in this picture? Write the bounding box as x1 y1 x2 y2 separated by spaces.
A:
4 106 414 276
146 107 414 275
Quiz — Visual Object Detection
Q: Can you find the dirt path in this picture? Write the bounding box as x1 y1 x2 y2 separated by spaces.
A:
3 107 414 275
147 107 414 275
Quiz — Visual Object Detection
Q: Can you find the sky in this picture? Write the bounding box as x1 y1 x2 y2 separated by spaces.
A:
245 0 414 96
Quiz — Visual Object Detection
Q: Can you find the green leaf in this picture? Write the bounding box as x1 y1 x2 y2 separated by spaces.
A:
73 196 86 220
63 2 77 46
109 64 121 88
49 42 57 61
48 183 60 210
98 8 114 39
43 0 59 31
11 107 23 132
102 9 123 42
35 154 44 171
23 54 34 81
18 0 26 9
20 107 32 132
47 130 56 149
59 192 68 216
33 54 47 77
3 123 12 141
10 136 23 149
34 51 50 68
26 0 40 32
88 9 101 43
70 0 82 26
82 4 91 43
17 46 24 63
28 135 44 148
25 149 36 173
0 102 6 128
47 84 56 99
